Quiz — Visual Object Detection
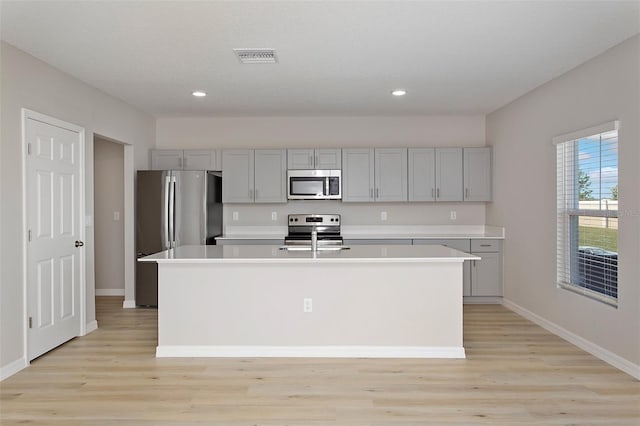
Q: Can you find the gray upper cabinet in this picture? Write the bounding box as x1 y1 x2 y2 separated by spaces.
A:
222 149 286 203
408 148 436 201
287 148 341 169
151 149 221 171
375 148 407 202
342 148 407 202
342 148 375 202
435 148 463 201
222 149 254 203
315 149 342 169
254 149 287 203
151 149 183 170
463 147 492 202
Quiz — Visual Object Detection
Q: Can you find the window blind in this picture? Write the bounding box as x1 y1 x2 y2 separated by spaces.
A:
556 122 619 306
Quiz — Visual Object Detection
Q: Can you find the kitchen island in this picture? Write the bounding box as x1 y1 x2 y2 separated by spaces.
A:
140 244 479 359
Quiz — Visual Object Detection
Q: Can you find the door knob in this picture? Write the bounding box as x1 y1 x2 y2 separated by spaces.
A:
75 240 84 247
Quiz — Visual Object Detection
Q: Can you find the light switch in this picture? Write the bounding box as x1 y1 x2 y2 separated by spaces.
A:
113 211 120 221
233 211 239 221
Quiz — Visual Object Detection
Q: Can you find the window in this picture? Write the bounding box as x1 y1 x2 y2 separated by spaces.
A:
555 121 618 306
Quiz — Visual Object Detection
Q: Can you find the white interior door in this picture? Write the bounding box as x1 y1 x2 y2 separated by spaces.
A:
26 112 84 360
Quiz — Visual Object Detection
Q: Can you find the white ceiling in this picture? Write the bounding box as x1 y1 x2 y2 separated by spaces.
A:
1 1 639 117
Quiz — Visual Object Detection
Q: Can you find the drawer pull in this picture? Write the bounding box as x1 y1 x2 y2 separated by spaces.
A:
480 244 491 247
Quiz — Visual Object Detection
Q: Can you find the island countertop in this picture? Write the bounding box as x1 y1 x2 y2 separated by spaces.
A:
139 244 480 264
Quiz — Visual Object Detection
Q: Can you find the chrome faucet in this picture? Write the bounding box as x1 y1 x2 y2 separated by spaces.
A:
311 228 318 252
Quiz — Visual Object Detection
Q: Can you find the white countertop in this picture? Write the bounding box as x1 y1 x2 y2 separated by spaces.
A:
217 225 505 241
139 244 480 264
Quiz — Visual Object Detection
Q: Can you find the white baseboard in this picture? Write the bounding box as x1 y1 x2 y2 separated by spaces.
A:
95 288 125 296
156 345 466 359
463 296 502 304
503 298 640 380
84 320 98 335
1 357 27 381
122 299 136 309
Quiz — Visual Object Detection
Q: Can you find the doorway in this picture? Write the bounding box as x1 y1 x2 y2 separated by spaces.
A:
93 137 125 297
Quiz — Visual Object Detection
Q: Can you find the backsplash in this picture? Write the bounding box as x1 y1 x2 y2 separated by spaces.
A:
222 201 485 228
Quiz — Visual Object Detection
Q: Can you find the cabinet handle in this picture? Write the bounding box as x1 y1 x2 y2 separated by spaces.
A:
465 188 469 199
480 244 491 247
376 188 379 198
431 188 434 198
370 188 374 199
315 155 319 166
436 188 440 198
249 189 253 199
309 155 313 166
254 189 258 199
179 157 183 169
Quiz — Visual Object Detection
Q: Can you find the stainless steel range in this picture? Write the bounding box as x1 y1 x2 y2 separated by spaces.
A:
284 214 343 247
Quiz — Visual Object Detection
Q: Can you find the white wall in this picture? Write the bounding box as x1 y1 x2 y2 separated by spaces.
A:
156 116 488 227
486 35 639 373
0 42 155 376
94 137 124 295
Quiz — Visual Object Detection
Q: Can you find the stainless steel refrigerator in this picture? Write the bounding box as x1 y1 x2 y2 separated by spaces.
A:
136 170 222 306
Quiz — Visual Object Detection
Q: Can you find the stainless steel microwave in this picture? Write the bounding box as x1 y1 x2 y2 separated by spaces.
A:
287 169 341 200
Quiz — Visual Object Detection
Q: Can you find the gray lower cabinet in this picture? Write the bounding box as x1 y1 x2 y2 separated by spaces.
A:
469 239 502 296
222 149 286 203
342 148 407 202
413 239 472 296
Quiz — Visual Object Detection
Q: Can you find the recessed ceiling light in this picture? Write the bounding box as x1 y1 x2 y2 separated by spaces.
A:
192 91 207 97
391 89 407 96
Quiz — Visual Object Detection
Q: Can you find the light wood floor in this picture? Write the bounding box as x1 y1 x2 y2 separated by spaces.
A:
1 297 638 425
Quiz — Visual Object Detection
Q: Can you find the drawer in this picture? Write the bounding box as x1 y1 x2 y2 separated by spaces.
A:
471 239 501 252
413 239 470 252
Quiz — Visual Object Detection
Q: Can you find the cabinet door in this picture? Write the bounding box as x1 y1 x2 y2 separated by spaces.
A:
315 149 342 169
435 148 463 201
464 147 492 201
183 150 213 170
408 148 435 201
413 239 471 296
222 150 254 203
151 150 183 170
287 149 314 170
254 149 287 203
342 149 374 202
375 148 407 201
471 251 501 296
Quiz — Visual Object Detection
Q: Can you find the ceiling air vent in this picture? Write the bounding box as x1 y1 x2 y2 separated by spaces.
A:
233 48 278 64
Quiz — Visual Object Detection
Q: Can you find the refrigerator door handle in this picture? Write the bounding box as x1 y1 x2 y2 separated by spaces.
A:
168 176 176 249
163 175 171 250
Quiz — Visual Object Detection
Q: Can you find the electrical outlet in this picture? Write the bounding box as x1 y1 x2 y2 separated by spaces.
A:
271 211 277 221
450 211 457 220
232 211 239 221
381 211 387 221
113 211 120 221
303 298 313 313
